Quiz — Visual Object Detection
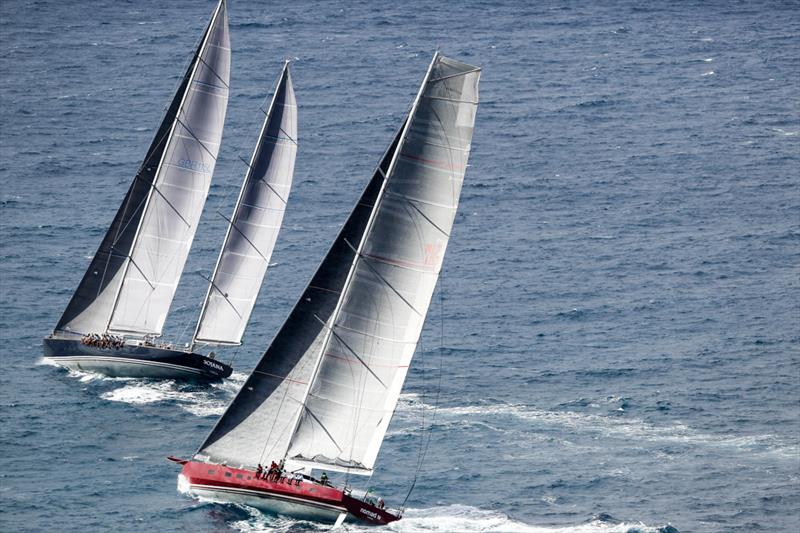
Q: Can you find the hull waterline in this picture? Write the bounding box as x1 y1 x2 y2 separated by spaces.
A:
43 336 232 380
177 461 401 526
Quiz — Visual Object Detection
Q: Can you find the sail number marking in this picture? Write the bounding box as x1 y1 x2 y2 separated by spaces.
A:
177 158 212 174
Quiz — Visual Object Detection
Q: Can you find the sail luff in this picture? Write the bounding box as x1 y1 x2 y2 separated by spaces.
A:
107 0 230 336
281 53 442 469
191 60 295 346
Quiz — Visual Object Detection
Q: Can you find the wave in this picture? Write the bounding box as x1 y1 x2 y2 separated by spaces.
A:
412 398 797 459
99 372 247 416
40 360 246 417
226 503 671 533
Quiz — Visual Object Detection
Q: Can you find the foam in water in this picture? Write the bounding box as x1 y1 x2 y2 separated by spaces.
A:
38 366 248 416
226 503 668 533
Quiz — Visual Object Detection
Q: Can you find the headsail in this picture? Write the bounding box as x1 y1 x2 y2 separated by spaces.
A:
196 53 479 475
193 62 297 347
55 0 231 337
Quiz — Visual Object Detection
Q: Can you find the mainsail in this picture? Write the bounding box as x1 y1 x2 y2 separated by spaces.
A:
55 0 231 337
193 62 297 347
197 53 480 475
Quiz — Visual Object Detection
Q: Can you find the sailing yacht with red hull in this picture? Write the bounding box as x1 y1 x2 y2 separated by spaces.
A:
175 51 480 526
176 460 400 525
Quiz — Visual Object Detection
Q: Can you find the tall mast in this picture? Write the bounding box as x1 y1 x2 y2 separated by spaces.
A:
282 52 441 460
191 60 296 349
103 0 230 337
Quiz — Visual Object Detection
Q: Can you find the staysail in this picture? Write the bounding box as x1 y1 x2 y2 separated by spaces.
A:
55 0 231 337
192 62 297 347
196 53 480 475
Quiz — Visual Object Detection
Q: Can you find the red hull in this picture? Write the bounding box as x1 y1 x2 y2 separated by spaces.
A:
178 461 401 525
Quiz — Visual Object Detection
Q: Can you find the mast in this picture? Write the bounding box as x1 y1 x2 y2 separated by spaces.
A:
284 53 480 472
191 61 296 349
282 52 441 465
195 53 480 474
106 0 230 336
54 0 229 338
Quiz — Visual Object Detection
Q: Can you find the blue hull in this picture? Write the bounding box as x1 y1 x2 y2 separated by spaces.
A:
42 336 232 380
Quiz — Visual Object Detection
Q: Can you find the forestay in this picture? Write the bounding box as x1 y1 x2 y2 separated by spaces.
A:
196 53 479 475
287 54 480 473
107 1 231 336
55 1 230 337
193 62 297 346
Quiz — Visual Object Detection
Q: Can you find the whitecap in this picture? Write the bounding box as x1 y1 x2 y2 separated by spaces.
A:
227 503 666 532
99 371 247 416
772 128 799 136
428 401 797 458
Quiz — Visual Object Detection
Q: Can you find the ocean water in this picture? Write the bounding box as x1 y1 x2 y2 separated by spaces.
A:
1 0 798 532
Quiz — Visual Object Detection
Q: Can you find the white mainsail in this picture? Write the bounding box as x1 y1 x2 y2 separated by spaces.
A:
196 53 480 475
55 1 231 337
107 2 231 335
193 62 297 347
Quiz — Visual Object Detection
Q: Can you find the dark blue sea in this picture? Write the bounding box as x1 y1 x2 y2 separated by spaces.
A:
1 1 798 531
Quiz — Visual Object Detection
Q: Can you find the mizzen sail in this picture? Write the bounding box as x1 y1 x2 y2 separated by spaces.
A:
193 62 297 347
196 53 479 474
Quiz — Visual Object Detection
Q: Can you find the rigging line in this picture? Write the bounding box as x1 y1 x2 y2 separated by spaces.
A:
312 315 388 388
236 155 289 204
110 249 156 290
173 116 219 162
176 313 196 347
278 127 298 145
402 273 446 509
197 272 243 319
342 238 424 318
303 404 344 453
215 210 270 262
194 51 231 90
426 67 482 84
132 174 192 227
226 344 241 367
392 192 451 237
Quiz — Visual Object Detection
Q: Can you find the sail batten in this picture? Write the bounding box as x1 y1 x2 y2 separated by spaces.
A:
192 62 297 347
55 0 230 337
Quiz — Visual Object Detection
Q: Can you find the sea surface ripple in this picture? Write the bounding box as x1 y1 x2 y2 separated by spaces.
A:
1 1 798 532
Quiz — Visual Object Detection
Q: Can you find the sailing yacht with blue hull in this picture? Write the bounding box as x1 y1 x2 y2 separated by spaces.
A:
44 1 297 381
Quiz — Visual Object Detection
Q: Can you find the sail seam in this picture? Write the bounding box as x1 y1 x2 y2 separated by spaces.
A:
198 272 243 318
422 94 480 105
313 315 388 388
427 67 482 83
252 370 307 385
343 240 425 317
174 117 220 162
216 211 269 262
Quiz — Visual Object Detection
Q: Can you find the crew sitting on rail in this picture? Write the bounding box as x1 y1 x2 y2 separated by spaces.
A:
255 464 263 479
268 461 278 481
320 472 328 486
293 472 303 486
81 333 123 349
